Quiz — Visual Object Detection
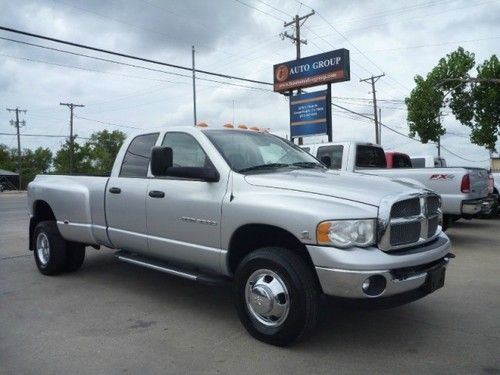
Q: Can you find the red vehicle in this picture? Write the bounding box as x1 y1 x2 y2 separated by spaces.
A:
385 152 413 168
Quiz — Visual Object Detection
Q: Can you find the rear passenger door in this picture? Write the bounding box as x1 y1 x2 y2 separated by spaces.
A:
106 132 159 253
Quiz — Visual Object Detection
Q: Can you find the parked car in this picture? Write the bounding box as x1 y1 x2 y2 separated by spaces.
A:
304 141 491 228
385 151 412 168
28 127 453 346
411 155 447 168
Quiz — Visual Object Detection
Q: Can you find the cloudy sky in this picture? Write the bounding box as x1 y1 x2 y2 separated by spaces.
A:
0 0 499 167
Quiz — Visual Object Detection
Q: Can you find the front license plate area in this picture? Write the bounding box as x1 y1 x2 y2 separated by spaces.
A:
424 266 446 293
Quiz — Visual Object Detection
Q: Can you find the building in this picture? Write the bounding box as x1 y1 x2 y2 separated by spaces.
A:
491 157 500 172
0 169 19 190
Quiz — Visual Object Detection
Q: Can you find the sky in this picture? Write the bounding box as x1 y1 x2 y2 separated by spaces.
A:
0 0 499 168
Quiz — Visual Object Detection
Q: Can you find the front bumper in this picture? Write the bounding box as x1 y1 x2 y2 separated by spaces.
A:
307 232 452 299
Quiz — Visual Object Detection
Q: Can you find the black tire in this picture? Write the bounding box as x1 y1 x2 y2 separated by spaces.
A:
65 242 86 272
33 221 68 275
234 247 321 346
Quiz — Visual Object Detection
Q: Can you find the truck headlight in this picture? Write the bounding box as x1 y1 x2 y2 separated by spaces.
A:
317 219 376 248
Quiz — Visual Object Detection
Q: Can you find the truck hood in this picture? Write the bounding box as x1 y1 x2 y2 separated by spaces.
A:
244 169 424 207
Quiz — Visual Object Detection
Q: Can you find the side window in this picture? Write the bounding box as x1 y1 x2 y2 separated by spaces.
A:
317 145 343 169
119 133 159 177
162 132 210 168
356 145 387 168
412 158 425 168
394 155 412 168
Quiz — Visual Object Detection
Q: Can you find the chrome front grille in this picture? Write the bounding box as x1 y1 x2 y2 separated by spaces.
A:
379 193 441 251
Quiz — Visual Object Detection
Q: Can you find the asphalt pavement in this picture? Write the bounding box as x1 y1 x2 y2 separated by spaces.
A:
1 192 499 374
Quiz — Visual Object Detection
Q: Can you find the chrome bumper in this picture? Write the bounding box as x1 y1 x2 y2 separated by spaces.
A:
462 199 485 215
307 232 452 299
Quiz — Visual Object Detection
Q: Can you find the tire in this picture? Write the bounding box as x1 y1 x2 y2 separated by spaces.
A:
65 242 86 272
33 221 68 275
234 247 321 346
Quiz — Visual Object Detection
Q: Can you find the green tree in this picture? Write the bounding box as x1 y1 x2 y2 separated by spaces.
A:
0 144 15 171
21 147 53 186
53 140 93 175
86 130 127 175
405 47 475 143
450 55 500 150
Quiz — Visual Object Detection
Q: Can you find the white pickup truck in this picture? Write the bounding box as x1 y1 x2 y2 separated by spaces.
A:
303 141 491 227
28 128 453 346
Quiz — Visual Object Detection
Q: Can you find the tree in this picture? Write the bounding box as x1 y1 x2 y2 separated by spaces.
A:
53 140 93 175
450 55 500 151
20 147 53 187
0 144 15 171
86 130 126 175
405 47 476 143
52 130 126 175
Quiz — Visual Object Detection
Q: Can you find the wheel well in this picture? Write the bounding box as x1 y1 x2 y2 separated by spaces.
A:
227 224 316 275
29 200 56 250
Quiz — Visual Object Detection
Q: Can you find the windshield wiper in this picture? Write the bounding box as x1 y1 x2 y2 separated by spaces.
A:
238 163 290 173
291 161 325 169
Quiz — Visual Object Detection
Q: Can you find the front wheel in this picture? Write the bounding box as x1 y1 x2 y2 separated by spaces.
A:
234 247 321 346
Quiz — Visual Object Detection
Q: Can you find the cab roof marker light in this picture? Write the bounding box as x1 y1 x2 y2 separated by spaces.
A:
223 123 234 129
196 122 208 128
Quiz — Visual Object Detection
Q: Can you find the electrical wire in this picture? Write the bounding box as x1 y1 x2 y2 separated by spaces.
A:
0 26 272 86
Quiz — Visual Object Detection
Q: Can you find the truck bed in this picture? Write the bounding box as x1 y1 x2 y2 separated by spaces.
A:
28 175 111 247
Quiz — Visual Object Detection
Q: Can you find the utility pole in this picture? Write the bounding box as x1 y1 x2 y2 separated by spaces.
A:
282 10 315 145
6 107 26 190
60 103 84 174
192 45 197 126
360 73 385 145
378 107 382 144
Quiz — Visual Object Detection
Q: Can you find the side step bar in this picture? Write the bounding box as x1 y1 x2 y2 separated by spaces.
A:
114 250 229 286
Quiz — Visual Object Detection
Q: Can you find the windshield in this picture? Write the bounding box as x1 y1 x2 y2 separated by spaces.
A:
203 130 323 173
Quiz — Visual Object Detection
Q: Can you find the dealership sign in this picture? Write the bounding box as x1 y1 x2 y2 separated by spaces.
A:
290 90 331 137
273 49 350 92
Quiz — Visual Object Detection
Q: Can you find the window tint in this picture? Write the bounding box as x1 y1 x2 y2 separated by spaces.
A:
120 133 159 177
412 158 425 168
356 145 387 168
317 145 343 169
162 132 210 168
393 154 412 168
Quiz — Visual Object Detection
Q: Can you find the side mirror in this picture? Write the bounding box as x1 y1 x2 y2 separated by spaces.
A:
321 155 332 168
151 146 173 176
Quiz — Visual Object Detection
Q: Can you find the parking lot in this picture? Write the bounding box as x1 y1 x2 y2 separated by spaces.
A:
0 192 499 374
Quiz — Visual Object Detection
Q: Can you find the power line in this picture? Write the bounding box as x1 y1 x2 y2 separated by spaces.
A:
74 115 140 130
0 26 272 86
0 132 90 140
233 0 286 21
0 36 273 92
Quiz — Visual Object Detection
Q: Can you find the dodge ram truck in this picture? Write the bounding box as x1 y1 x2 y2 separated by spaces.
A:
28 127 453 346
304 141 491 228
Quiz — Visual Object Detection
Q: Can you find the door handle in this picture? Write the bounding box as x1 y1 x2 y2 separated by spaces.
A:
149 190 165 198
109 187 121 194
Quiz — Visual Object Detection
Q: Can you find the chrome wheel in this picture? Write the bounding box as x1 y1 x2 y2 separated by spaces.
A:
36 232 50 266
245 269 290 327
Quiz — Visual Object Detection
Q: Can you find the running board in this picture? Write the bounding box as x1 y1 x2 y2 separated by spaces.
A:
114 250 228 286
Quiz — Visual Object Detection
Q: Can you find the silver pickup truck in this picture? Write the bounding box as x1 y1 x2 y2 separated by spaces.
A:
28 128 453 346
303 141 490 227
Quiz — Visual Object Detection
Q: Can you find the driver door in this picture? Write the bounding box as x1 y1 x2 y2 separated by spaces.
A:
145 132 227 273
